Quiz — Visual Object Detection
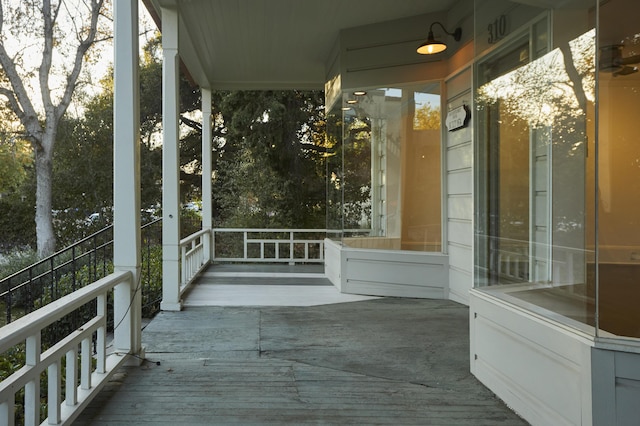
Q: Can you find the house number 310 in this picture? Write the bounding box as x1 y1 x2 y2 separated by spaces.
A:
488 15 507 44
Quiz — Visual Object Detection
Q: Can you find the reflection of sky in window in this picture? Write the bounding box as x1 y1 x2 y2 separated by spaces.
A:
383 88 440 109
383 88 402 98
415 92 440 110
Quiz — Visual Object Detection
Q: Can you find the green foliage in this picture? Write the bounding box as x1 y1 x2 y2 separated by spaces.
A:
0 248 39 280
0 136 31 195
414 103 441 130
0 197 36 250
212 90 327 229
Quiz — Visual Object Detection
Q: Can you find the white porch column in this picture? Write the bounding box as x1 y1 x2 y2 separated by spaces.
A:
201 88 213 262
113 0 142 357
161 6 182 311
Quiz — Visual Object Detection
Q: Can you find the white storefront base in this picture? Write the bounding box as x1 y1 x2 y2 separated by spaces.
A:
324 239 449 299
470 288 594 426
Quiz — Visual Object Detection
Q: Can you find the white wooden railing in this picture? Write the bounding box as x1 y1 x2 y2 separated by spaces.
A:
212 228 334 264
0 271 136 426
180 229 209 292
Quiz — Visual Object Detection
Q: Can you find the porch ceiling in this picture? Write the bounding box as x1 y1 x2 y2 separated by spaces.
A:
146 0 457 90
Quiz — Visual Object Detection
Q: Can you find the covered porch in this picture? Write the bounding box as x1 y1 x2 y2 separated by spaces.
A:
73 271 526 425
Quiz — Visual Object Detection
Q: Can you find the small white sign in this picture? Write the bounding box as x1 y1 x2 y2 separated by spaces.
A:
446 105 470 132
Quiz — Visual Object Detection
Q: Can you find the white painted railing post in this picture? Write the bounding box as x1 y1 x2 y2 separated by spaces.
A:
289 231 295 265
161 5 183 312
113 0 143 360
244 232 248 260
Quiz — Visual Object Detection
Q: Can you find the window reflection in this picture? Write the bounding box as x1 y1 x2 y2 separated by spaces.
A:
475 0 640 339
326 83 443 252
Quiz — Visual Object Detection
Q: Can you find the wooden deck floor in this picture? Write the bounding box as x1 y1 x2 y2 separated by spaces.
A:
74 267 527 425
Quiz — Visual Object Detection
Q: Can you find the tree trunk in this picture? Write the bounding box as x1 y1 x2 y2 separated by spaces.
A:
34 140 55 257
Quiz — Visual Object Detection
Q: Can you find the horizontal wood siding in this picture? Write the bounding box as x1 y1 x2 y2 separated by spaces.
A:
445 69 473 305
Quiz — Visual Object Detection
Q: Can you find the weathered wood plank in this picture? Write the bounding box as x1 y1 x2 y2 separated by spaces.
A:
75 298 528 425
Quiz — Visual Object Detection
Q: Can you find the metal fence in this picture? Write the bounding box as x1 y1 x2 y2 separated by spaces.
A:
0 219 163 332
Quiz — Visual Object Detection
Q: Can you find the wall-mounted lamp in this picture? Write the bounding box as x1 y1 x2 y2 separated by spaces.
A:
417 22 462 55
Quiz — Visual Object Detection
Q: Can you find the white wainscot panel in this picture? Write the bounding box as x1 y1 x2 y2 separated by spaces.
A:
342 248 449 299
470 289 594 426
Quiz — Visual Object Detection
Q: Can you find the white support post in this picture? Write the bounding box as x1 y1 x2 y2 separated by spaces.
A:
161 6 182 311
202 88 213 263
113 0 143 360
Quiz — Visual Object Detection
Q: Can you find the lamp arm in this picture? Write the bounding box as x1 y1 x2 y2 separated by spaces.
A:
429 21 462 41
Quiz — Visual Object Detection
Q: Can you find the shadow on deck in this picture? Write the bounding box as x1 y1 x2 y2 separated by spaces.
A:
73 265 527 425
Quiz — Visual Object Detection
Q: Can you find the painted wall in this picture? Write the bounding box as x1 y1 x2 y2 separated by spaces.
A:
445 68 473 305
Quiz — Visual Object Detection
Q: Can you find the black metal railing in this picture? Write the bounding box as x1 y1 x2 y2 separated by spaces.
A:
0 219 163 330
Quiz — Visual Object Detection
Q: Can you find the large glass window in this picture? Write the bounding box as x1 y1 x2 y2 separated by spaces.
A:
594 0 640 339
326 82 442 252
475 0 640 340
474 3 598 331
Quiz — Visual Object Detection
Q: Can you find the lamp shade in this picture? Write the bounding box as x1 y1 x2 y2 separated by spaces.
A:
417 38 447 54
417 23 461 55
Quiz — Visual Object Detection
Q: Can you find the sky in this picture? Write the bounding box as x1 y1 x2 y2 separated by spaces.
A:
0 0 155 118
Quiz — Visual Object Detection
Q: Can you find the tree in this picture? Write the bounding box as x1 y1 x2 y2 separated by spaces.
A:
0 0 107 257
211 90 327 228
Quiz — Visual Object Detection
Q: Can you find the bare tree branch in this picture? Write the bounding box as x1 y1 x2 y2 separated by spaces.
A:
40 0 55 114
55 0 104 122
0 43 43 146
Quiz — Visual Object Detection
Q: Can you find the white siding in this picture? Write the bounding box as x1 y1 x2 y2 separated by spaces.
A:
445 68 473 305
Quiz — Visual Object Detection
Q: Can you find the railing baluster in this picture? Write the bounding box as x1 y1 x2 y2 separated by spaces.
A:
96 293 107 374
243 232 248 260
0 399 15 426
81 337 92 390
181 245 187 287
66 348 78 406
48 361 62 424
25 333 41 426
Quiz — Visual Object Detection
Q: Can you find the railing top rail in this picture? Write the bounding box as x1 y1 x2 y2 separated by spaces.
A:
0 270 131 352
213 228 339 233
180 228 210 246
